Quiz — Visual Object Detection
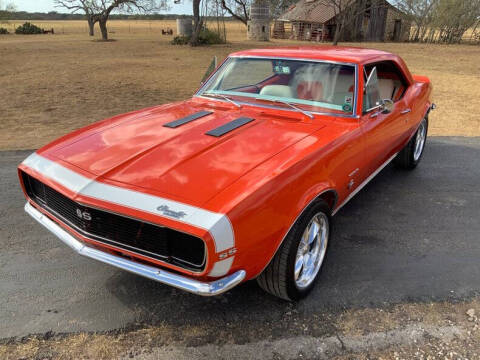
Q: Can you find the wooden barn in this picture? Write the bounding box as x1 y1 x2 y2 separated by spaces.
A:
273 0 411 42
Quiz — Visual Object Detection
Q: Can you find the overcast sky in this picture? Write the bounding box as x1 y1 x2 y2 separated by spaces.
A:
12 0 192 15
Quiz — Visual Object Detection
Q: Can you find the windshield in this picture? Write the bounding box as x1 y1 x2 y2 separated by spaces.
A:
198 57 357 116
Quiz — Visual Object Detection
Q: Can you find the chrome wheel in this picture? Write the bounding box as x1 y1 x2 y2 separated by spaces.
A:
413 120 427 161
294 212 329 289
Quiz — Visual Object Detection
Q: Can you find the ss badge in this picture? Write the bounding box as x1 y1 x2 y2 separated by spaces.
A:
76 208 92 221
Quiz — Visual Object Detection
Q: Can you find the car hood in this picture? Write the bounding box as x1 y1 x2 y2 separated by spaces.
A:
44 100 326 206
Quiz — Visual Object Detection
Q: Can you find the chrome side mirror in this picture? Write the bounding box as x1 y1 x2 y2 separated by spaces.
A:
381 99 394 114
369 99 394 118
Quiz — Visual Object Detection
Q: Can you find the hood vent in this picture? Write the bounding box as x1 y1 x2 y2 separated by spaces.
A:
206 117 255 137
163 110 212 128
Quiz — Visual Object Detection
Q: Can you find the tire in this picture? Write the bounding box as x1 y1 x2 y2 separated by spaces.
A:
257 200 331 301
394 116 428 169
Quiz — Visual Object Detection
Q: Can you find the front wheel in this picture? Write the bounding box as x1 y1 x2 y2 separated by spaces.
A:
257 200 330 301
394 116 428 169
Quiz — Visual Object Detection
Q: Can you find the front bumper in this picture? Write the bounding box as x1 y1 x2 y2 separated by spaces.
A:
25 202 246 296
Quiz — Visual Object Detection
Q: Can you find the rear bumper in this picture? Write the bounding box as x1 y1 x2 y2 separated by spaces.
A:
25 202 246 296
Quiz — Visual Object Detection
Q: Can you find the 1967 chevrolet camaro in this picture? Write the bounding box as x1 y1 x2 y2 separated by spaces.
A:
19 47 435 300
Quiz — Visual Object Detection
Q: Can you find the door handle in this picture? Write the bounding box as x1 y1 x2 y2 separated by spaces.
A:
401 109 411 115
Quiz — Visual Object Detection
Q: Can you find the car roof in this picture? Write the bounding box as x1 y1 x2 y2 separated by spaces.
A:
229 46 397 65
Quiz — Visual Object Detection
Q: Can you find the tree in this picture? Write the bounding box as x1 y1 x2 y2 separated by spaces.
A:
0 0 16 12
393 0 439 41
219 0 250 25
0 1 16 21
433 0 480 43
394 0 480 43
55 0 168 40
269 0 297 18
55 0 99 36
191 0 203 45
217 0 295 26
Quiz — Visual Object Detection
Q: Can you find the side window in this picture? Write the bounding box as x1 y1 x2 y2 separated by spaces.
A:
363 61 409 113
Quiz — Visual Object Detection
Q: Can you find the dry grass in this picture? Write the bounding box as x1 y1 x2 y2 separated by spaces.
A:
0 20 479 150
1 299 478 359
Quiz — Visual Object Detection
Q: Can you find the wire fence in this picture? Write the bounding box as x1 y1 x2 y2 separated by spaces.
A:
0 20 248 39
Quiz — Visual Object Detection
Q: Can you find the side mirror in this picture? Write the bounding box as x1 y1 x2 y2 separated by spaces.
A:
381 99 394 114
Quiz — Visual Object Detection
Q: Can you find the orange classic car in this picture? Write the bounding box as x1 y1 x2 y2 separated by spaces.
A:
19 47 435 300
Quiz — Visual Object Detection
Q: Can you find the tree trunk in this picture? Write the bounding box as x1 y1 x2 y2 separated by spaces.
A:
190 0 202 46
87 16 95 36
413 23 421 42
99 18 108 40
333 16 345 46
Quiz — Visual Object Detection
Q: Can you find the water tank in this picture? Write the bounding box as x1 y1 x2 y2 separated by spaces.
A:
247 0 270 41
176 18 193 37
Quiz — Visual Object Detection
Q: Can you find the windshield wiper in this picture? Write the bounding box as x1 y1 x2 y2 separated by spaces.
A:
255 98 314 119
203 93 242 108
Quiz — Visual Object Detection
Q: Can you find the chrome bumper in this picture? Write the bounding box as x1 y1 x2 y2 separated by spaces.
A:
25 202 245 296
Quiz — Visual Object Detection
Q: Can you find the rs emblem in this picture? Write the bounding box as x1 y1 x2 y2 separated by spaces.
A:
76 208 92 221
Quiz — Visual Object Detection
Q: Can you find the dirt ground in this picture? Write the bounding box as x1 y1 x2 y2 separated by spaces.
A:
1 299 478 359
0 20 479 150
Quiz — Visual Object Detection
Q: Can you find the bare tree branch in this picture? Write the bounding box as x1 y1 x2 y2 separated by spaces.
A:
55 0 169 39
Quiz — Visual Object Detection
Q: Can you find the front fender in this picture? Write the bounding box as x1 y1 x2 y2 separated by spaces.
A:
226 178 338 281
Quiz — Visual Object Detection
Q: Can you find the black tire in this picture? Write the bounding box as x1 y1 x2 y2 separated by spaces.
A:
394 116 428 169
257 200 331 301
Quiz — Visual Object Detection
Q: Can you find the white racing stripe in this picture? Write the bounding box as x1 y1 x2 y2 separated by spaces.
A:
22 153 235 272
208 257 235 277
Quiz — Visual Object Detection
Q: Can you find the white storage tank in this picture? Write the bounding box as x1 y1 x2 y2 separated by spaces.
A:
176 18 193 37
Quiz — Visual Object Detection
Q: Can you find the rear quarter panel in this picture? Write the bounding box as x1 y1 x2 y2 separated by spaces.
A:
408 75 433 135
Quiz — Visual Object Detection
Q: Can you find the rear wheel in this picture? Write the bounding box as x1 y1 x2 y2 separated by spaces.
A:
394 116 428 169
257 200 330 301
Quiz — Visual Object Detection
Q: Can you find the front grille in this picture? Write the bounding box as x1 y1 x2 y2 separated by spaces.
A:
21 171 205 271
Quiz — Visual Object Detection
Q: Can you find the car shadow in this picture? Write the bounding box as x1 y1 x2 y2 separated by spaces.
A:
103 137 480 334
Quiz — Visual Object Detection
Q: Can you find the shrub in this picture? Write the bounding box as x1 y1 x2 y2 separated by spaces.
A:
171 28 225 46
197 28 225 45
171 35 190 45
0 27 8 35
15 22 44 35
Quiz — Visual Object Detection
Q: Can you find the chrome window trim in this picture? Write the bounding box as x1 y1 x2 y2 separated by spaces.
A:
195 56 359 119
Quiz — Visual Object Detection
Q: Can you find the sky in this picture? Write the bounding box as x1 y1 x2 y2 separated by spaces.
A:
11 0 193 15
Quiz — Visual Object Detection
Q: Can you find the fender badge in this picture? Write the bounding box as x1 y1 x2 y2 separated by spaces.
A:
156 205 187 219
219 247 237 259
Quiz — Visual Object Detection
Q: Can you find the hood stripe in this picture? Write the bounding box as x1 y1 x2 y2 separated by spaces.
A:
163 110 213 128
22 153 235 254
205 117 254 137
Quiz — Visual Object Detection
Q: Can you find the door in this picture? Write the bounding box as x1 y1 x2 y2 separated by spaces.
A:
393 20 402 41
360 61 412 173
